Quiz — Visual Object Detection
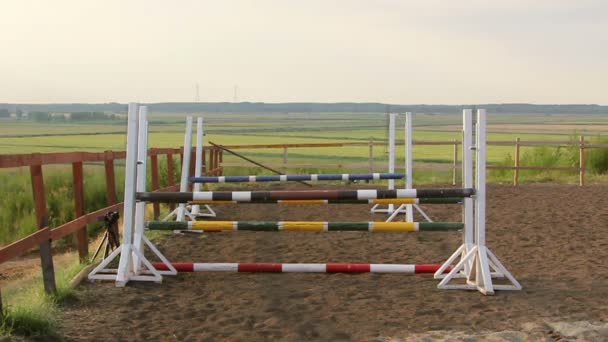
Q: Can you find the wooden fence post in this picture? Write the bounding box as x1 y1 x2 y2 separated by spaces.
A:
179 147 184 173
452 139 458 185
30 156 56 294
166 153 176 210
219 149 224 176
514 137 520 186
104 151 118 205
207 148 213 175
202 147 207 175
72 161 88 262
210 148 215 176
213 147 220 176
150 151 160 219
580 136 585 186
368 138 374 173
282 146 288 173
189 147 196 186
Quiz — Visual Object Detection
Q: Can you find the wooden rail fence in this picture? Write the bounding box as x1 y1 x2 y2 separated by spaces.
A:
217 137 607 186
0 146 223 299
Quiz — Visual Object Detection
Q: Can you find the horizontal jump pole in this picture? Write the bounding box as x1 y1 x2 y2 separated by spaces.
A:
189 198 463 205
147 221 464 232
190 173 405 183
152 262 451 274
137 188 474 203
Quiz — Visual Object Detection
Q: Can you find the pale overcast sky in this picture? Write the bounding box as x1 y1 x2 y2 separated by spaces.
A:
1 0 607 104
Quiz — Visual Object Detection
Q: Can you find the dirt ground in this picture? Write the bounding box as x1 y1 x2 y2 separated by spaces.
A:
59 184 608 341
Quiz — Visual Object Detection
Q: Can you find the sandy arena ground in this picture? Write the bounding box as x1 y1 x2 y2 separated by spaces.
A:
59 184 608 341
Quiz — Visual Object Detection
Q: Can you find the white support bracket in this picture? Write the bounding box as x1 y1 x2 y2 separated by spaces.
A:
434 245 521 294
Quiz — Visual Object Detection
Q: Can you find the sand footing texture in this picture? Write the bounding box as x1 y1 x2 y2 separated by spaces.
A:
60 184 608 341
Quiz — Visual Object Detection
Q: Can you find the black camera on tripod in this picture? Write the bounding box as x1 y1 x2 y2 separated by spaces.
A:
103 211 120 225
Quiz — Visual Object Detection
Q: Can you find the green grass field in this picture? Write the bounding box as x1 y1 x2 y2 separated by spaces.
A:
3 112 607 159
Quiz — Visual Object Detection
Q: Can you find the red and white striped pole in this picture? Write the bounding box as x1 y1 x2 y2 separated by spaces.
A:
152 262 450 274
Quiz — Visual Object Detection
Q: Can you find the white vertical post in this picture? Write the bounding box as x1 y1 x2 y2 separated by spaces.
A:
404 112 414 222
387 113 396 213
115 103 140 286
462 110 474 251
475 109 486 247
191 117 203 215
475 109 493 293
176 117 193 221
132 106 148 273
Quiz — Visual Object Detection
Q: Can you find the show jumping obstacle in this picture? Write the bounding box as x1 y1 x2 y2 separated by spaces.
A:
151 262 449 273
88 104 522 295
188 198 463 205
190 172 405 183
147 221 464 232
137 188 474 202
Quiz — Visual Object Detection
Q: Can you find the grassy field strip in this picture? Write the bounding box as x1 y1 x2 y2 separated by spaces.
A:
1 125 602 144
1 129 598 154
218 143 514 164
225 130 588 142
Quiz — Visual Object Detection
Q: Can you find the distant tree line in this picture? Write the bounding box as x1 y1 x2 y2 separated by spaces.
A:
22 111 121 122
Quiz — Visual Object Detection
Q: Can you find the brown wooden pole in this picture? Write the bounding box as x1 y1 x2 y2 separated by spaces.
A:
202 147 207 175
579 135 585 186
166 153 175 185
219 149 224 176
282 146 288 173
179 147 184 174
30 157 56 294
72 161 88 262
178 147 185 188
207 148 214 175
189 148 196 184
213 147 220 176
368 138 374 173
166 153 176 210
150 152 160 219
514 137 520 186
208 147 217 176
104 151 118 205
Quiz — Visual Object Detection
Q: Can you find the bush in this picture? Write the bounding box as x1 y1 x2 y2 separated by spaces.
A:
586 136 608 174
0 259 87 339
0 305 59 338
